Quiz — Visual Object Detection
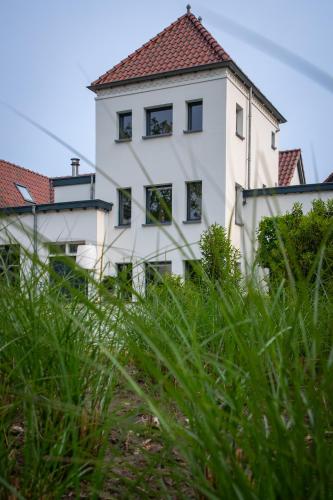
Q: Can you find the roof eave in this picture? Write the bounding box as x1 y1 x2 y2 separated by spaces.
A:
88 60 286 124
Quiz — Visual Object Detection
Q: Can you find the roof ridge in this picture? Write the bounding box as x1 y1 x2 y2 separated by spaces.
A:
279 148 301 154
186 13 230 60
0 158 50 180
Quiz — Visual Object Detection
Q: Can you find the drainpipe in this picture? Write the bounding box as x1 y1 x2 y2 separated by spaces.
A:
32 204 37 257
247 86 253 189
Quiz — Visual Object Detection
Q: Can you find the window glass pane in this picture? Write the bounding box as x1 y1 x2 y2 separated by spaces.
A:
16 184 34 203
147 107 172 136
117 263 133 301
187 182 202 221
119 112 132 139
236 105 243 137
145 261 171 287
185 260 202 283
119 188 131 225
146 185 172 224
188 101 202 131
49 243 66 255
0 245 20 286
271 131 276 149
49 255 88 297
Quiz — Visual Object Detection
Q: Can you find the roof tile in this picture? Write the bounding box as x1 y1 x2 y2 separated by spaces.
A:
91 13 231 87
278 149 301 186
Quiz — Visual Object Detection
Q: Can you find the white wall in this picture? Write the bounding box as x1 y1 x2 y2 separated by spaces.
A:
95 69 229 281
54 183 93 203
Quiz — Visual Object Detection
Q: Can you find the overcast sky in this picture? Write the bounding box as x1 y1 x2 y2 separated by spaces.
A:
0 0 332 182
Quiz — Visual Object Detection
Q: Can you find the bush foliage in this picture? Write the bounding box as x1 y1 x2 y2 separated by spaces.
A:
257 199 333 291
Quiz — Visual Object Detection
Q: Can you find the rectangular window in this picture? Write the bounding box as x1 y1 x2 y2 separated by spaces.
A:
236 104 244 138
0 244 20 286
187 100 203 132
118 111 132 139
117 263 133 301
16 184 34 203
146 106 172 136
49 242 88 296
146 184 172 224
186 181 202 221
235 183 243 226
184 260 201 283
145 261 171 288
118 188 132 226
271 131 277 150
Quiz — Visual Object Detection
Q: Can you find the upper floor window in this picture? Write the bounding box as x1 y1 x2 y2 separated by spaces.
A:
118 188 131 226
146 106 172 136
271 131 277 150
186 181 202 221
187 100 203 132
118 111 132 140
16 184 34 203
146 184 172 224
236 104 244 139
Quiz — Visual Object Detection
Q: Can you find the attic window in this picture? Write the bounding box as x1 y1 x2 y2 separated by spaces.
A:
15 184 34 203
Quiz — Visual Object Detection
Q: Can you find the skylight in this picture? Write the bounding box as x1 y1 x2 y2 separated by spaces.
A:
16 184 34 203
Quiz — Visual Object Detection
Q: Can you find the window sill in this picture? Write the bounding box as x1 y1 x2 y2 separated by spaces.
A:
142 222 172 227
236 132 245 141
114 224 131 229
183 220 202 224
183 129 203 134
142 133 172 140
115 138 132 143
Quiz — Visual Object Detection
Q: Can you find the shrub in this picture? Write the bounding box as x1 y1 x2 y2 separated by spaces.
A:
199 223 241 288
257 199 333 292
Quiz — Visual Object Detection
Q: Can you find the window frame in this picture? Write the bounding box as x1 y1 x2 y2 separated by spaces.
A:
145 105 173 137
235 183 244 226
184 259 202 283
145 261 172 288
48 241 88 296
236 104 244 140
187 100 203 132
15 183 34 203
0 244 20 286
118 187 132 227
186 181 202 222
271 131 277 150
116 262 133 301
118 111 132 140
145 184 172 225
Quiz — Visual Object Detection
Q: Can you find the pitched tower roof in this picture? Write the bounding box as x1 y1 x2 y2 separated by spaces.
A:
89 9 286 123
91 12 230 87
278 149 305 186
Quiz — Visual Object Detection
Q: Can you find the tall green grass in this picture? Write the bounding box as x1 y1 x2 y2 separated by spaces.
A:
1 258 333 498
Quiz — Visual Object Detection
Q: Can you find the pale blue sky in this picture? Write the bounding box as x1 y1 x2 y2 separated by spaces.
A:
0 0 332 182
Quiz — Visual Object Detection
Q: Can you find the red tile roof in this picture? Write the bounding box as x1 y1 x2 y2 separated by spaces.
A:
0 159 53 208
91 12 230 87
278 149 302 186
324 172 333 182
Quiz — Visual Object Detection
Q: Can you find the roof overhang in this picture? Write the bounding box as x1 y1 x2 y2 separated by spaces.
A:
0 199 113 215
88 60 286 124
51 174 96 187
243 182 333 199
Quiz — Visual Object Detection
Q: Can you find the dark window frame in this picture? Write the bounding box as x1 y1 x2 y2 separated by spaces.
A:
0 244 20 286
145 261 172 288
271 131 277 150
145 184 172 225
118 187 132 226
186 181 202 222
187 100 203 132
118 111 132 140
146 105 173 137
184 259 202 283
116 262 133 301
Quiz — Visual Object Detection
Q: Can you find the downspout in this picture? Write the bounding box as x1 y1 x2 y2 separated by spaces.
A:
247 86 253 189
32 204 37 256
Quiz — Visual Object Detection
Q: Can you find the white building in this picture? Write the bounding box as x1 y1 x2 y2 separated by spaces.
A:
0 7 332 291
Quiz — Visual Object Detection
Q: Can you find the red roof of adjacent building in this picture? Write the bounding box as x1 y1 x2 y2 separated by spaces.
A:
0 159 53 208
278 149 303 186
91 12 231 88
324 172 333 182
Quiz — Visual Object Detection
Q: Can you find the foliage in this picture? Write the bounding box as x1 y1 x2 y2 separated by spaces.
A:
257 199 333 291
199 223 241 288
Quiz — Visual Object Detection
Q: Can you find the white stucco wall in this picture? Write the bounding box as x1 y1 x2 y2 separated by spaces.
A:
53 183 93 203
